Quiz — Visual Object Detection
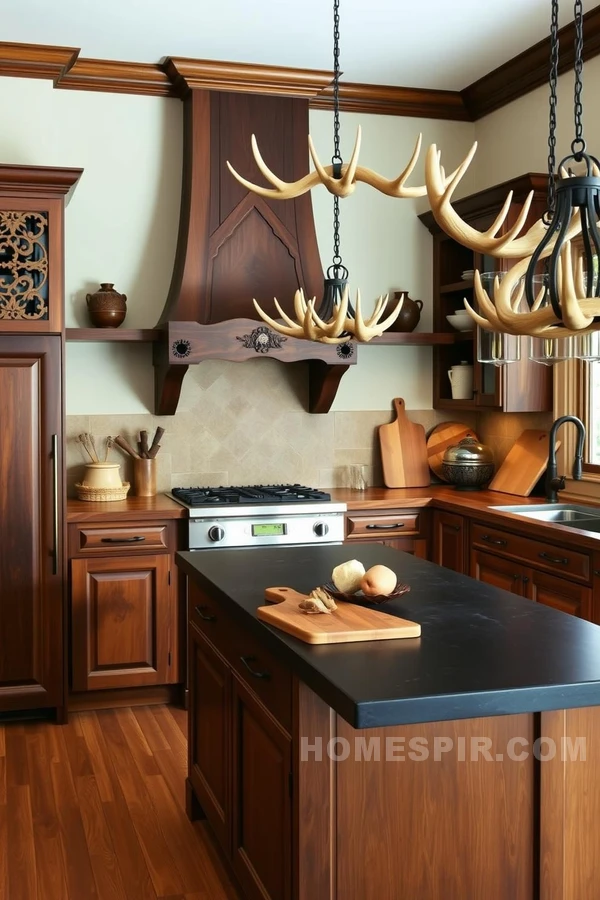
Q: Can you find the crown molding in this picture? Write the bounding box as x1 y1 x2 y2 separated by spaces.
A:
164 57 332 98
462 5 600 120
311 82 469 120
0 41 78 81
57 58 173 96
0 163 83 197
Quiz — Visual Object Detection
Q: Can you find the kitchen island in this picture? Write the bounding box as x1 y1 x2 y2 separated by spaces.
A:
177 543 600 900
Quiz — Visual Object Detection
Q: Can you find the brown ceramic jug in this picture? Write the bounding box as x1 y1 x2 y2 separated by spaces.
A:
388 290 423 332
86 283 127 328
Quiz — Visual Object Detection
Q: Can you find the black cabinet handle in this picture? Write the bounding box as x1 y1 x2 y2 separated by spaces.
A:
101 536 146 543
594 570 600 577
539 552 569 565
366 523 405 530
52 434 59 575
482 534 507 546
240 655 270 680
449 524 461 532
513 573 521 580
195 605 216 622
522 576 530 583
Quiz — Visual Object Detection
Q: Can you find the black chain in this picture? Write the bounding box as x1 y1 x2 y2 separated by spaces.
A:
545 0 559 223
572 0 586 157
331 0 343 268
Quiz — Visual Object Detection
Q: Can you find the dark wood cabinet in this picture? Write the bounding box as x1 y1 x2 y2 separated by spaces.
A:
527 568 592 619
345 509 429 558
188 621 231 852
419 175 552 413
471 527 593 619
471 550 525 595
70 554 174 690
0 335 65 716
231 674 292 900
187 583 292 900
432 510 467 573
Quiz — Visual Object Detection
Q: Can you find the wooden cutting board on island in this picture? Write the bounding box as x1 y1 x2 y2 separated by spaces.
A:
258 586 421 643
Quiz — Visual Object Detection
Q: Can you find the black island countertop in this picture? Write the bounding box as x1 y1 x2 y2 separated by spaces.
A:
177 543 600 728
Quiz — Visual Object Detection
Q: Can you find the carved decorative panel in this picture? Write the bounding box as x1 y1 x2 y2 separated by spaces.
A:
0 210 49 321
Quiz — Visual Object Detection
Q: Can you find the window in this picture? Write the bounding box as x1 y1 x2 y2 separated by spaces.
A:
588 362 600 466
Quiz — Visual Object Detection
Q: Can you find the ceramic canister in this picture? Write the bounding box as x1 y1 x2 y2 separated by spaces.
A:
448 362 474 400
82 463 123 489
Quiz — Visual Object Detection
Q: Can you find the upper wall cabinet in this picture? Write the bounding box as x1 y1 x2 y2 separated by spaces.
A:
0 166 82 334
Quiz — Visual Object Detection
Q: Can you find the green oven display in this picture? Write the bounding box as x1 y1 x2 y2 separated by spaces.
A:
252 523 286 536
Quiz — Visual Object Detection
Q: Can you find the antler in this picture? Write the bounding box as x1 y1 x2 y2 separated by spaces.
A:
227 129 444 201
252 287 403 344
425 143 583 258
463 244 600 337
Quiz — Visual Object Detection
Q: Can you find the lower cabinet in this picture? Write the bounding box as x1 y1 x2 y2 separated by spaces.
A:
69 519 180 691
471 549 592 618
345 508 429 558
432 510 468 573
188 594 292 900
71 555 174 689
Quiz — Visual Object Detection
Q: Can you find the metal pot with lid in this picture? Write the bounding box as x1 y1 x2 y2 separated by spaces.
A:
441 436 495 491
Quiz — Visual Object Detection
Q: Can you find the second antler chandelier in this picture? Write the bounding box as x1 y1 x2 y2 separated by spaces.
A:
228 0 595 343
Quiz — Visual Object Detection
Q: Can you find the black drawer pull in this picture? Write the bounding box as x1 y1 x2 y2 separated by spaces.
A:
366 523 405 530
195 605 216 622
539 551 569 565
482 534 507 546
240 655 270 680
101 536 146 543
450 524 461 532
522 576 530 583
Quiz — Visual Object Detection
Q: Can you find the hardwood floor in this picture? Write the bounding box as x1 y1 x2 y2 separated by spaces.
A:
0 706 241 900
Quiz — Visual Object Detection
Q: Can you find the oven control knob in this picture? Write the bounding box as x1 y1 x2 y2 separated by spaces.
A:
208 526 225 542
313 521 329 538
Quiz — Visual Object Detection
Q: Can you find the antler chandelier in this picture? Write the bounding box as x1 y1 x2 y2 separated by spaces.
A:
228 0 596 344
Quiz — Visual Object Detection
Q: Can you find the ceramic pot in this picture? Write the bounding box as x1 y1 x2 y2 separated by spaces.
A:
82 462 123 489
441 437 495 491
86 283 127 328
388 291 423 332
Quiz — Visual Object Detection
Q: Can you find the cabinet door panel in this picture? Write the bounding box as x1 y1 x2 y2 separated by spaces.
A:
232 675 292 900
526 569 592 619
470 550 524 595
71 554 171 690
0 335 63 712
188 622 231 852
432 511 467 573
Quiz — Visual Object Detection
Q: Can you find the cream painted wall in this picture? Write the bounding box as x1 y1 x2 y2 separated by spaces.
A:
468 55 600 190
0 76 475 413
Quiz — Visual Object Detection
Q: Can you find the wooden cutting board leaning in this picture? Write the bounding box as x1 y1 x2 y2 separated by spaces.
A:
487 429 559 497
379 398 430 488
426 421 479 481
258 586 421 644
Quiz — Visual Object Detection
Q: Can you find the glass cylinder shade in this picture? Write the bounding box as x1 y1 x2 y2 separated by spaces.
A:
526 273 575 365
574 331 600 361
475 273 521 365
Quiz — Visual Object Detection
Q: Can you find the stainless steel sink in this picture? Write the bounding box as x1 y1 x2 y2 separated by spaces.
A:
490 503 600 523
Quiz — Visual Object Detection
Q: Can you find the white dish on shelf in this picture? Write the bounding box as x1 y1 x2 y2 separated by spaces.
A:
446 312 473 332
461 270 474 281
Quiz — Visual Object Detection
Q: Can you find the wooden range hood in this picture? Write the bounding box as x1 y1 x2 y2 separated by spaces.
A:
153 60 357 415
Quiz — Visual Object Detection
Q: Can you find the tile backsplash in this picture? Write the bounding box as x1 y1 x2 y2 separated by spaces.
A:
66 358 552 496
66 358 471 495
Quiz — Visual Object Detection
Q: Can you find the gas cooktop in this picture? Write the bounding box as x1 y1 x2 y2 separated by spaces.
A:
170 483 332 509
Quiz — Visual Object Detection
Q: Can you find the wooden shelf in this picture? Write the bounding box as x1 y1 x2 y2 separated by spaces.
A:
66 328 161 342
439 281 473 294
371 331 463 345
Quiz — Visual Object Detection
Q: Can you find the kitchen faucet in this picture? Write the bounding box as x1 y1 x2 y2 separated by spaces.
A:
545 415 586 502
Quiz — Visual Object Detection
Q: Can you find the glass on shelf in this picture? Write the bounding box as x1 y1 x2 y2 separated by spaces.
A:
475 272 521 365
575 331 600 361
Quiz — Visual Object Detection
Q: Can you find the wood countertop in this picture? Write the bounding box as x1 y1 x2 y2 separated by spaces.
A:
67 494 186 522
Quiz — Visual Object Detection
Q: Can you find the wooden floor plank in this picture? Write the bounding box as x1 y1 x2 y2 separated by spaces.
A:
76 772 129 900
99 710 186 898
51 728 99 900
79 711 115 803
6 785 38 900
0 706 239 900
169 705 188 739
25 727 69 900
133 706 172 753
